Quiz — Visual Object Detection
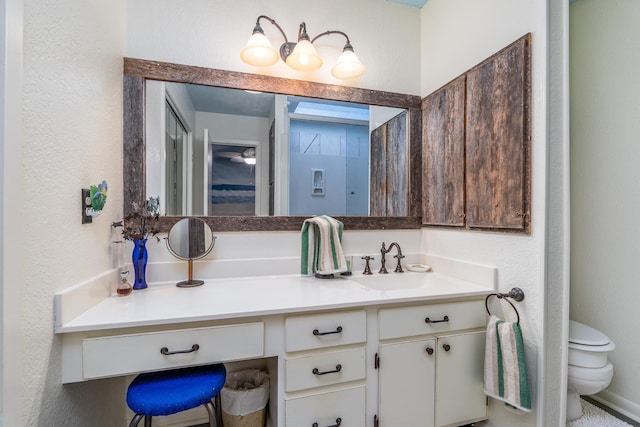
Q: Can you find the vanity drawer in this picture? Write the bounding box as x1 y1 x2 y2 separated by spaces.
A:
285 310 366 352
285 347 366 392
285 385 365 427
379 300 485 340
82 322 264 379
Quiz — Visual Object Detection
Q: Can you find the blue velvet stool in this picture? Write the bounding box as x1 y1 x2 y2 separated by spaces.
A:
126 364 226 427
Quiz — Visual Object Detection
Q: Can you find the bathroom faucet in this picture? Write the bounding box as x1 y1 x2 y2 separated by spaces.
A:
379 242 405 274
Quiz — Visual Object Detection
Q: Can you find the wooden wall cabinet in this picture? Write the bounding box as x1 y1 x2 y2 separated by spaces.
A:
422 34 531 233
371 111 409 216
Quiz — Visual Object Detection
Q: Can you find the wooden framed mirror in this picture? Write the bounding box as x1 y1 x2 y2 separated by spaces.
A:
123 58 422 232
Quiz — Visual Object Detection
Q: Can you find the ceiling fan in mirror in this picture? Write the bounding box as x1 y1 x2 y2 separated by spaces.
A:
215 147 256 165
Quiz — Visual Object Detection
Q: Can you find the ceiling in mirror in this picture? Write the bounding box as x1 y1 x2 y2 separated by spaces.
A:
124 58 423 231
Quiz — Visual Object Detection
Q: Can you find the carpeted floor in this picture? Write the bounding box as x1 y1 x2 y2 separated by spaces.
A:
568 399 638 427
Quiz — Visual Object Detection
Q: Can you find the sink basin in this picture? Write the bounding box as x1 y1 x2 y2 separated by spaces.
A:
350 273 433 291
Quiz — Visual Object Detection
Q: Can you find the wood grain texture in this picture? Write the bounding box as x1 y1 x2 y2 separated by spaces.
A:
386 111 408 216
422 75 466 226
370 124 388 216
408 106 423 218
123 75 145 216
465 34 531 232
123 58 423 232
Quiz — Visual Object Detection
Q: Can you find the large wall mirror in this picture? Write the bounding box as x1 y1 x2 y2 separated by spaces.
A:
124 58 422 231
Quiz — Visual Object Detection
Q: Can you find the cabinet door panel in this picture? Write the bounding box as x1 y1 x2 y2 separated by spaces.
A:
435 331 487 427
379 338 436 427
465 35 530 230
422 76 466 226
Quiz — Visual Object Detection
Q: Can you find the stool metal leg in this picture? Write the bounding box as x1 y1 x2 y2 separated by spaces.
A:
215 394 223 427
203 395 223 427
128 414 144 427
144 415 152 427
204 401 215 427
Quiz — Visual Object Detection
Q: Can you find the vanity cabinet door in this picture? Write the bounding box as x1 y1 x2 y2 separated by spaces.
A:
435 331 487 427
378 338 436 427
422 75 466 227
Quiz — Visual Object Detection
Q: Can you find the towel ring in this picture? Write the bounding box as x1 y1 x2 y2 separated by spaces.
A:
485 287 525 325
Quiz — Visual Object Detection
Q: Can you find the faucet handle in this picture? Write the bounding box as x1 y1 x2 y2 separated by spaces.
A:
393 253 405 273
361 256 374 275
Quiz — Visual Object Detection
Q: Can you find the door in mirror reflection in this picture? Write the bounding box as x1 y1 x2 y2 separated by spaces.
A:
208 142 257 216
289 119 369 216
165 102 188 216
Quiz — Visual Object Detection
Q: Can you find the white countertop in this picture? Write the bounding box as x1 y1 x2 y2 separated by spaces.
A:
55 271 493 334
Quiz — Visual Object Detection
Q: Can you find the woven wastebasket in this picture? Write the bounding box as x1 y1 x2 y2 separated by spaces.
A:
220 369 269 427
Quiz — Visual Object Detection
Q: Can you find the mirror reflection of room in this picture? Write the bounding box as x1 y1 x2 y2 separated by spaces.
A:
145 80 407 217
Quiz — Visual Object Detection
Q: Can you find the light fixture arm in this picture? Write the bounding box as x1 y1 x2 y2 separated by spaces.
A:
254 15 289 44
311 30 354 52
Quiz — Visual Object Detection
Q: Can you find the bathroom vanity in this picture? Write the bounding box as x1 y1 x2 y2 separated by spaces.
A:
55 257 495 427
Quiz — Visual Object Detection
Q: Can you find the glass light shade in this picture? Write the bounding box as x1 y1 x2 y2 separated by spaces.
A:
331 50 366 79
285 40 323 71
240 33 279 66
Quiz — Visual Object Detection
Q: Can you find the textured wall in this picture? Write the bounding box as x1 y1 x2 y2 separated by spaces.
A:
570 0 640 419
21 0 127 425
419 1 551 426
125 0 421 94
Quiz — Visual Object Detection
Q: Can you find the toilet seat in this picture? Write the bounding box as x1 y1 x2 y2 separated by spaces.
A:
568 320 615 368
569 320 615 349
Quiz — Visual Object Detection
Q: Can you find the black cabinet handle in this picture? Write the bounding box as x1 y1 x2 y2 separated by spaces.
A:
160 344 199 355
312 364 342 376
312 418 342 427
443 344 451 352
313 326 343 336
425 315 449 324
426 347 434 355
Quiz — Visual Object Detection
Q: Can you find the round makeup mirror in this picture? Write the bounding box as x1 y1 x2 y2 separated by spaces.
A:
166 217 216 287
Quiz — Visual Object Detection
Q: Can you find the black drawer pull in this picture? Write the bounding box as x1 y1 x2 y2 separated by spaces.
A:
313 418 342 427
312 364 342 376
426 347 434 355
425 315 449 324
160 344 200 355
443 343 451 352
313 326 343 336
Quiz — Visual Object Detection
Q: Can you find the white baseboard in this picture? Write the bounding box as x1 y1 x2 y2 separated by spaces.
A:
593 390 640 423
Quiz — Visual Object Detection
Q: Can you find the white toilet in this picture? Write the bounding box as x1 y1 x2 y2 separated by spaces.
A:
567 320 615 421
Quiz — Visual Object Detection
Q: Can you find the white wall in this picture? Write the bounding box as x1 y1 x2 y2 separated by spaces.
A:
16 0 127 425
419 1 557 426
1 0 24 425
570 0 640 420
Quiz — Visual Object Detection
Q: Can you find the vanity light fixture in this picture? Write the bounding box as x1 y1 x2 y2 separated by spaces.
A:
240 15 366 79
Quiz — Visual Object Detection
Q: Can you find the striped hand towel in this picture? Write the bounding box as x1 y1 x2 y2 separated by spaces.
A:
300 215 347 276
484 315 531 412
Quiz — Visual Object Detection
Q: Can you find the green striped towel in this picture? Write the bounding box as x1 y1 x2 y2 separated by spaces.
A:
484 315 531 412
300 215 347 276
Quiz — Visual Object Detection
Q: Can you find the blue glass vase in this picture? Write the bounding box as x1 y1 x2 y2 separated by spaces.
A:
132 238 148 290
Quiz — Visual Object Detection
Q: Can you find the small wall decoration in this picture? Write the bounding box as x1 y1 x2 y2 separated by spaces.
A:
81 180 108 224
312 169 325 196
